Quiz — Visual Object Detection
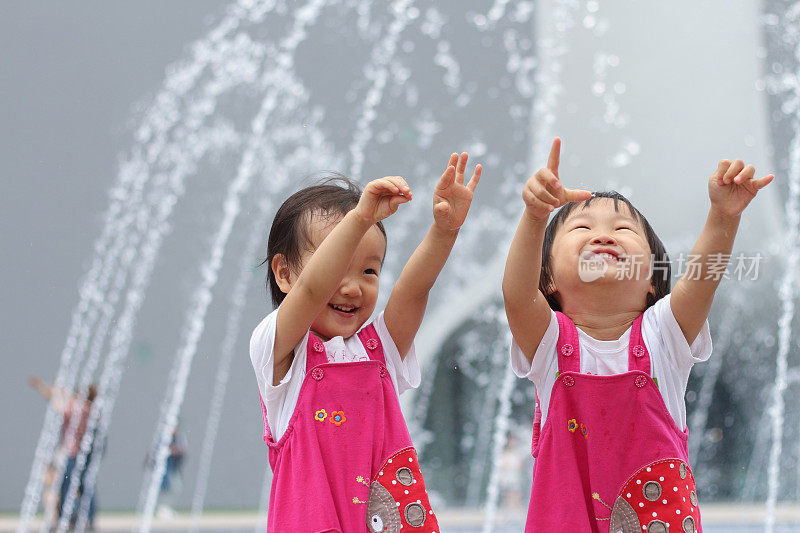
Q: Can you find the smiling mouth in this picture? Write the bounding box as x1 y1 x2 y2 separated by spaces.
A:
329 303 358 315
593 252 620 262
583 250 623 262
581 252 624 263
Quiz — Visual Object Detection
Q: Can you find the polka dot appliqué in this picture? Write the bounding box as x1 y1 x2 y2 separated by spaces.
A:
311 367 324 381
560 343 574 357
635 375 648 388
632 344 646 358
365 338 379 350
312 341 324 353
563 375 575 387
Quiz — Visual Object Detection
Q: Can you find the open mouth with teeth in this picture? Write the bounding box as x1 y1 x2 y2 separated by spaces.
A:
329 303 359 316
583 250 623 263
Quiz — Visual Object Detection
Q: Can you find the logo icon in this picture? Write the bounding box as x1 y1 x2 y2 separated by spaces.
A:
578 251 608 282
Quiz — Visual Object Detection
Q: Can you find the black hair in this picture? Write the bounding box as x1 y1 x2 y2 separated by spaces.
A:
261 173 386 308
540 191 670 312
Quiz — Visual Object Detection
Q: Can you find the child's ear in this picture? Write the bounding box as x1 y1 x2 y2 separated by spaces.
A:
271 254 293 294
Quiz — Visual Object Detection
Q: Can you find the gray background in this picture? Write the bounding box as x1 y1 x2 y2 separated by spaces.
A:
2 0 794 514
1 1 235 511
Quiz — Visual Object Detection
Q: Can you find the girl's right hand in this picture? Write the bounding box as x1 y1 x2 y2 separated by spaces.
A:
523 138 591 220
354 176 412 223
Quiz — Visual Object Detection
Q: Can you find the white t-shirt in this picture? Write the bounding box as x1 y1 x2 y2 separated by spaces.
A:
250 309 421 441
510 294 712 431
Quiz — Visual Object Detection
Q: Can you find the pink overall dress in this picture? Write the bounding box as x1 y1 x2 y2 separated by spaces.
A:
526 312 702 533
260 324 439 533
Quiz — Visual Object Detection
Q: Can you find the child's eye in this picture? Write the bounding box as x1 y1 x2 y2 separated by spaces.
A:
364 268 378 276
616 226 634 231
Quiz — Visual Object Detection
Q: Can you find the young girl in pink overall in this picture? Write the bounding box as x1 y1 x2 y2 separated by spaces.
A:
503 138 774 532
250 154 481 532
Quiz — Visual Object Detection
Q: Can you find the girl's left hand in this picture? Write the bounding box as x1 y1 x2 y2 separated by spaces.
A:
709 159 774 217
433 152 482 231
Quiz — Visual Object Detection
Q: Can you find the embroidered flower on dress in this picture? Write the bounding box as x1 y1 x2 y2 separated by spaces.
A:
568 419 578 433
314 409 327 422
580 423 589 439
330 410 346 426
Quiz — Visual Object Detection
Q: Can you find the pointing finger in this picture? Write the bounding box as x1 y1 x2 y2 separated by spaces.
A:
547 138 561 177
563 188 593 202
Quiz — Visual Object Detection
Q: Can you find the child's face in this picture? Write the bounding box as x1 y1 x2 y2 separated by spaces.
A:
548 198 654 305
298 215 386 341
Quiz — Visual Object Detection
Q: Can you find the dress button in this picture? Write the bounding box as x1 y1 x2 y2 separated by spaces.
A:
632 345 645 358
635 375 647 388
366 338 379 350
560 344 574 357
312 341 324 353
563 375 575 387
311 368 324 381
379 366 387 378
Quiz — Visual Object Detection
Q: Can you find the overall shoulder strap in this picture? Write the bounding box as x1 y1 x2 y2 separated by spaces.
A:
627 314 651 374
305 332 328 371
555 311 581 374
357 323 385 363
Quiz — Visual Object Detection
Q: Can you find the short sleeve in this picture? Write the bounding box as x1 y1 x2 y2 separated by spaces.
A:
372 311 421 394
509 309 560 426
249 309 308 440
646 294 713 370
510 309 559 385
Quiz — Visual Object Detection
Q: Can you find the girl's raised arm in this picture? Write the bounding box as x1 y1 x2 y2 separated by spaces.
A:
271 177 410 384
670 159 773 345
502 138 591 362
384 153 481 359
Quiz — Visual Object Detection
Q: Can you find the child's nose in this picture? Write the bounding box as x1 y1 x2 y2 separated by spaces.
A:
591 233 616 245
339 279 362 298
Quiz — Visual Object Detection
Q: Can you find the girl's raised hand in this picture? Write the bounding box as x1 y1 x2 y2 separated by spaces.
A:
709 159 774 217
523 138 592 220
433 152 482 231
355 176 412 223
